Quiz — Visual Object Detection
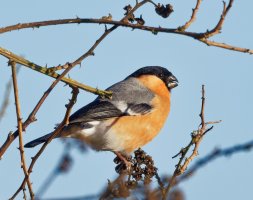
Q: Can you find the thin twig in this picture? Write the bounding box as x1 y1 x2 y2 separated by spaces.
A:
162 85 220 200
10 87 79 200
10 61 34 199
199 38 253 54
199 0 234 39
199 85 206 129
178 0 202 31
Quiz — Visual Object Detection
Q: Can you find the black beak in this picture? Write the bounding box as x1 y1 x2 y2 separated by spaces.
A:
167 75 178 89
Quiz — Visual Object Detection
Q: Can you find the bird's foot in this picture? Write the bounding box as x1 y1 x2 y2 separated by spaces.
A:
113 151 132 173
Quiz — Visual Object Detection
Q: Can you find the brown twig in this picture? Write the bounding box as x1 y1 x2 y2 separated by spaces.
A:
199 38 253 54
10 86 79 200
162 85 220 200
178 0 202 31
199 85 206 129
199 0 234 39
9 61 34 199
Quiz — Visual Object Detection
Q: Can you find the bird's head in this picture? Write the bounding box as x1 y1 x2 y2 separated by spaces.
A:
128 66 178 90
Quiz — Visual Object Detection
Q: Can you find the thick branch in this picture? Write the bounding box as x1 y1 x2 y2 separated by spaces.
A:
0 1 250 55
0 47 111 97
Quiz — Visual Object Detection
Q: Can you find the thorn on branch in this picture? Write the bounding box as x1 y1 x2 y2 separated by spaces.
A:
101 13 112 21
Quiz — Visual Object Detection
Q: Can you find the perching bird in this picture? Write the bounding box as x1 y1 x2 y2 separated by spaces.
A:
25 66 178 166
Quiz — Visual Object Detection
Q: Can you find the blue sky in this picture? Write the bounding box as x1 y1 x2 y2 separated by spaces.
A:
1 0 253 199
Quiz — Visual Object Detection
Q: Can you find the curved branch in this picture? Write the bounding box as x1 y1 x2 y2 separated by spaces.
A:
178 0 202 31
200 0 234 38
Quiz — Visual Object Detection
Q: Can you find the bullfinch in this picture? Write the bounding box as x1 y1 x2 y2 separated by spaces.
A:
25 66 178 166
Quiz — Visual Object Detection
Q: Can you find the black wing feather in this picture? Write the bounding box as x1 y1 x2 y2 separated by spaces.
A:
69 100 153 124
128 103 153 115
69 100 125 124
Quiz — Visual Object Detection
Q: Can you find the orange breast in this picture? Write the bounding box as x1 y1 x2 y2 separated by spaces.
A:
109 75 171 153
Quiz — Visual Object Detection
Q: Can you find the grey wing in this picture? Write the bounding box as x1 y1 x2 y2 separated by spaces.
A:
127 103 153 115
106 77 155 104
69 100 153 124
69 100 125 124
68 77 154 125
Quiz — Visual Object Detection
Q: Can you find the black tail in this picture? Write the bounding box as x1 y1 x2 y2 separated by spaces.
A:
24 133 53 148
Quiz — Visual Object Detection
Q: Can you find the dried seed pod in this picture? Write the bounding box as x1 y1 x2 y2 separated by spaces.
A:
155 3 174 18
